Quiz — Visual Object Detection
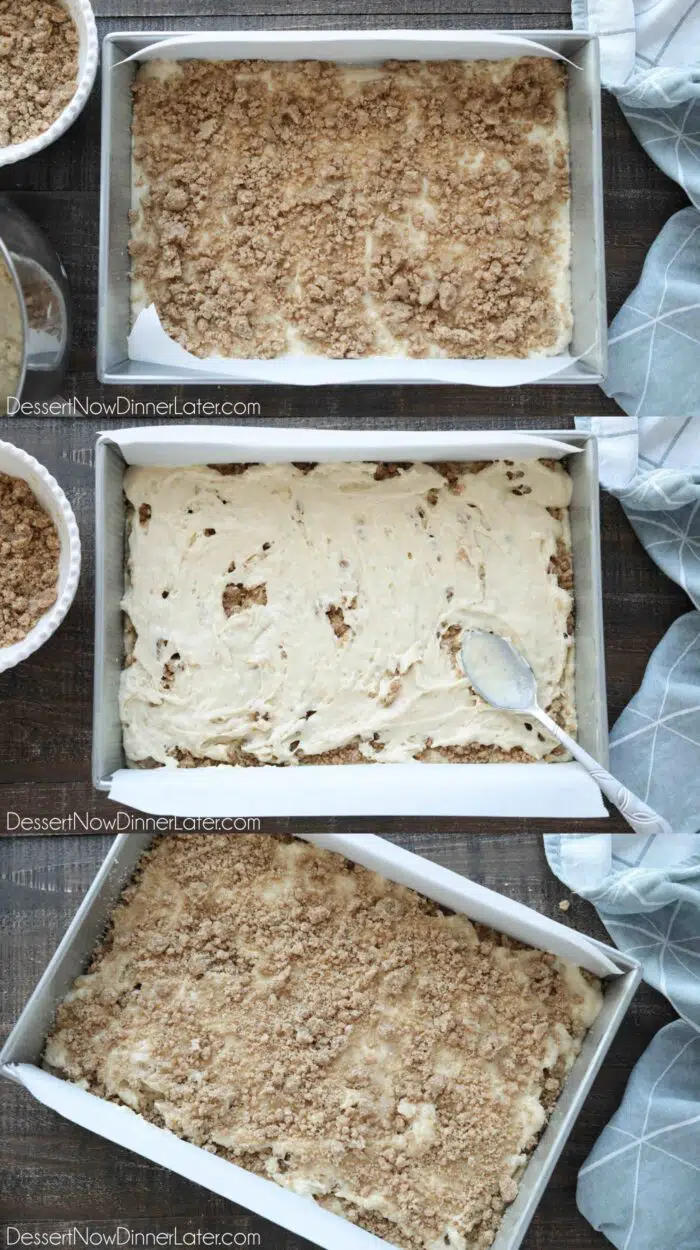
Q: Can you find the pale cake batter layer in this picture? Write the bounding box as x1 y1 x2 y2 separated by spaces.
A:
119 459 576 770
44 835 603 1250
129 57 572 361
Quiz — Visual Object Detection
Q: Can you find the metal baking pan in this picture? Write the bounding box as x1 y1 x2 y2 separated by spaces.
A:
90 426 608 817
1 833 640 1250
97 30 606 386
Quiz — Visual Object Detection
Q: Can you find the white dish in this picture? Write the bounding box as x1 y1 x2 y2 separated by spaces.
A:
0 0 98 169
0 439 81 673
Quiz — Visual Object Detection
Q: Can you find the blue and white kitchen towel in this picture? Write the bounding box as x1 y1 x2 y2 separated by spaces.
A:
579 417 700 834
572 0 700 413
546 835 700 1250
546 415 700 1250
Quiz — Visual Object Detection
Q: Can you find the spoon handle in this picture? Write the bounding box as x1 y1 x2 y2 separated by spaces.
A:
533 709 673 834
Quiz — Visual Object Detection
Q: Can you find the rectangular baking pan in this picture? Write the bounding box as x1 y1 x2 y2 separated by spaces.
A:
97 30 606 386
90 426 607 818
1 833 640 1250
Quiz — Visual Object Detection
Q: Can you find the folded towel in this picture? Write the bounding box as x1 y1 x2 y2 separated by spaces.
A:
604 210 700 417
573 0 700 413
546 416 700 1250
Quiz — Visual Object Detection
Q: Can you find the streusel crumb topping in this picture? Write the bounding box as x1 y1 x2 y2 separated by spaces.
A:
0 472 59 648
130 57 572 360
44 836 602 1250
0 0 79 147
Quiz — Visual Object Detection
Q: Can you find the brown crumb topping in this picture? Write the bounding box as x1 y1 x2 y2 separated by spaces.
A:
0 472 60 648
297 737 368 765
373 462 411 481
0 0 79 147
326 603 351 639
222 580 268 617
209 462 253 476
130 57 571 360
548 536 573 592
44 835 600 1250
416 741 535 763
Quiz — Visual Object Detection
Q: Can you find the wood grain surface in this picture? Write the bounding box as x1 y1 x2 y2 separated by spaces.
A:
0 832 678 1249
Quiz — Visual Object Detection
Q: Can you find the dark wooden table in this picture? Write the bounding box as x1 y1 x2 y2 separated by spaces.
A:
0 832 678 1249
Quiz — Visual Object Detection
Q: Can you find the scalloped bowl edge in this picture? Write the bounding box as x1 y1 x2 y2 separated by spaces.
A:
0 0 99 169
0 440 82 674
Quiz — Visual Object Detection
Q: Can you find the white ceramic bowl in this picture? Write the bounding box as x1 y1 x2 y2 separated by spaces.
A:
0 440 81 674
0 0 98 169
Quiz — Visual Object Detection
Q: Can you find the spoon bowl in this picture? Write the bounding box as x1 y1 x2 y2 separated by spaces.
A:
459 629 537 712
459 628 672 835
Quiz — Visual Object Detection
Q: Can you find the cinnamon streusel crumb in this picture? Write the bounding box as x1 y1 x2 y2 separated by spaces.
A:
44 835 602 1250
0 0 79 147
0 473 60 648
130 57 572 360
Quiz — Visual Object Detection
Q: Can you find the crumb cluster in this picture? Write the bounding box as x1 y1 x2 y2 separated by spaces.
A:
0 1 79 147
44 835 602 1250
0 472 60 648
130 57 571 360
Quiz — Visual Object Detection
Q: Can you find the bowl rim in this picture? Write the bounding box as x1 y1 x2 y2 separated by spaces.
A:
0 0 99 169
0 439 82 673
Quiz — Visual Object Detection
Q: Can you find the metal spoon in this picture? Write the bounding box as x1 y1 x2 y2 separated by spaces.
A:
460 629 672 834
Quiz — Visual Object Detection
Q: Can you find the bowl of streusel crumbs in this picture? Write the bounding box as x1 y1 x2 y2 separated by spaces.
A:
0 0 98 168
0 440 81 674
